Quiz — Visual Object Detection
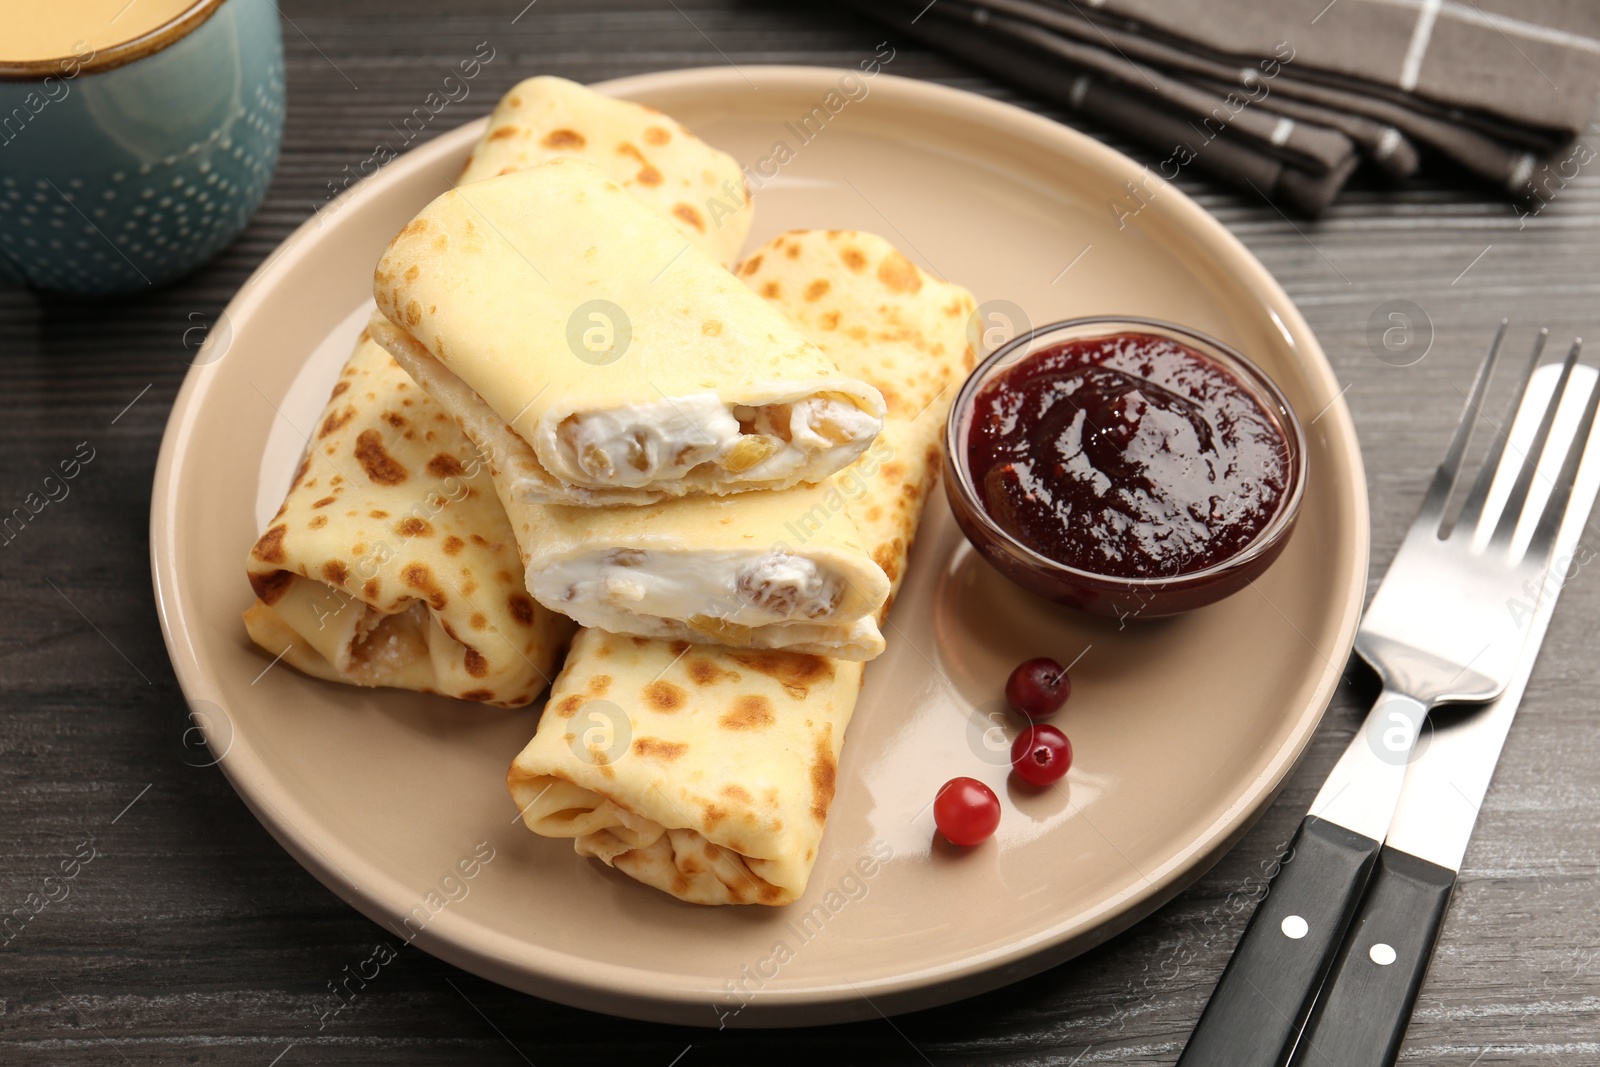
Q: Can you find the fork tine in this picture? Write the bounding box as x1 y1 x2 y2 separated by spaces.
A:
1489 338 1584 548
1456 327 1549 532
1419 319 1508 529
1522 343 1596 562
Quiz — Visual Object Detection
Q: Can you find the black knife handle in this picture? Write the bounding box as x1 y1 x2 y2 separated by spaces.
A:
1177 815 1382 1067
1288 845 1456 1067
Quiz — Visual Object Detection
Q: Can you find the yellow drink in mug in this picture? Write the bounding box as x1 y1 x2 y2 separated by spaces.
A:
0 0 285 293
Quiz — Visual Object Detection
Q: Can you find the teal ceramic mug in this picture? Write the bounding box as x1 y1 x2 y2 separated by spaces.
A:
0 0 284 294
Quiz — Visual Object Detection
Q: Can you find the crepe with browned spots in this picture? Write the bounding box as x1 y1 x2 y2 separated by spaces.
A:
510 628 861 904
456 75 751 268
243 336 574 707
507 231 975 904
739 230 980 610
370 160 885 506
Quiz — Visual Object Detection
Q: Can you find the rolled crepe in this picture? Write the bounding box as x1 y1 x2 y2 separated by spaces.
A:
456 75 751 268
512 484 892 658
371 159 886 505
507 231 977 904
379 312 889 659
243 333 574 707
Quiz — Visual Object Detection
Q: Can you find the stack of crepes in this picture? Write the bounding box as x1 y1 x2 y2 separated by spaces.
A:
499 232 975 904
246 75 976 905
244 75 754 708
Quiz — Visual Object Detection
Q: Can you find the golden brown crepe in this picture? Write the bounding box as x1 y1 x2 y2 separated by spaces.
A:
374 87 889 658
243 333 574 707
371 160 886 506
507 230 977 904
456 75 751 268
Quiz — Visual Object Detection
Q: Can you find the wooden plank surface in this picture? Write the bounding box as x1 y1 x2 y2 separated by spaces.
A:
3 1 1598 1062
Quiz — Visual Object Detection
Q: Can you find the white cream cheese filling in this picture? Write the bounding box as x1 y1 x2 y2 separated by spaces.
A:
545 392 879 489
531 548 848 632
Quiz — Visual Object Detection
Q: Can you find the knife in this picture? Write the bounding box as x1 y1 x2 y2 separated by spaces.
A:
1286 362 1600 1065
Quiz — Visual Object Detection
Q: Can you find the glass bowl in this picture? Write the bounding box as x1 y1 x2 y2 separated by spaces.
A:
944 317 1307 619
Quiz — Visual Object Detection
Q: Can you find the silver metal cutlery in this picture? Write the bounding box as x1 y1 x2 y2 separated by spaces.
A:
1286 354 1600 1064
1179 325 1600 1067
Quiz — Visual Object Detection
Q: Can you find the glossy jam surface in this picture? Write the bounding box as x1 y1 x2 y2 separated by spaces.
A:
966 332 1290 580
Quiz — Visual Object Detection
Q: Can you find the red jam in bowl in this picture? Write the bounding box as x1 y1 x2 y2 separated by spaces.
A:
964 332 1291 580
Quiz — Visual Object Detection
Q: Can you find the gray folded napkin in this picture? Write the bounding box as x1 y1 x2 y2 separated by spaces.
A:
852 0 1600 214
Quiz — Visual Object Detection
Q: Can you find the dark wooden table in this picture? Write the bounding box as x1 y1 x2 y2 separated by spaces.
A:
4 2 1598 1063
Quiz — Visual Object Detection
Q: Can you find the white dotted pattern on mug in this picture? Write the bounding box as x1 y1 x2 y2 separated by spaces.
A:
0 59 285 292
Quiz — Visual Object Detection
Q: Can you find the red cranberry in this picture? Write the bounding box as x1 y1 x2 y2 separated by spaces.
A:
933 777 1001 846
1011 724 1072 786
1005 657 1070 719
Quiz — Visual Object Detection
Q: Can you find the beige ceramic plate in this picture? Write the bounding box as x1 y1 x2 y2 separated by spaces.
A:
151 67 1369 1027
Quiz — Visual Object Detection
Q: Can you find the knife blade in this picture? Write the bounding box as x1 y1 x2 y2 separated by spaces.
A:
1288 362 1600 1066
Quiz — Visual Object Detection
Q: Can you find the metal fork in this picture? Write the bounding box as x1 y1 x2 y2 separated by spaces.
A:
1326 324 1585 839
1178 323 1599 1067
